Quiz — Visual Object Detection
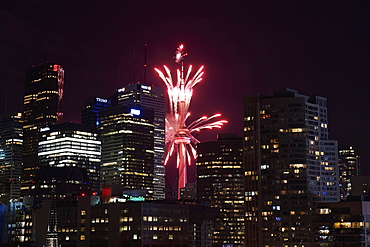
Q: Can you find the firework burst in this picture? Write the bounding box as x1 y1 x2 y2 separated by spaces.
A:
155 44 227 199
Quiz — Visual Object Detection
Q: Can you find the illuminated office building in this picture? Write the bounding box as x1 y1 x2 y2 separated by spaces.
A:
117 83 165 200
0 112 23 204
37 123 101 195
22 62 64 195
81 97 110 129
338 146 361 200
196 133 244 247
243 89 339 246
99 105 155 199
0 112 23 244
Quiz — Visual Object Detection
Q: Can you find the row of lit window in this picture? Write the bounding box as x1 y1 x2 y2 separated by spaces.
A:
92 218 109 223
121 225 183 231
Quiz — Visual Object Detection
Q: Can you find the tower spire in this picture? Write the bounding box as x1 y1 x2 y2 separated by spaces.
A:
44 179 60 247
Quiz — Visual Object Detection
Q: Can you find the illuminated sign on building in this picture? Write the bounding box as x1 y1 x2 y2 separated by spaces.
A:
40 127 50 132
141 85 151 90
96 97 108 103
129 196 145 201
130 109 141 116
118 87 125 93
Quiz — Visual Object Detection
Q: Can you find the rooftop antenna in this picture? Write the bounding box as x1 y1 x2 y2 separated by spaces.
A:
132 50 136 83
143 44 147 84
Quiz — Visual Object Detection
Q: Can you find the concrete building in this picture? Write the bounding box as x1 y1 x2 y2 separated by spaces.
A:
243 89 339 246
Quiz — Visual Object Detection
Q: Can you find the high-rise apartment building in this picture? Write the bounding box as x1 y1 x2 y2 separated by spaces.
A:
0 112 23 204
243 88 339 246
338 146 361 200
196 133 244 246
37 123 101 194
99 104 155 199
22 62 64 194
117 83 165 200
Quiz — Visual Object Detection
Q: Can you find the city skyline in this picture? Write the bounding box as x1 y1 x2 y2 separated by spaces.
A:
0 1 369 175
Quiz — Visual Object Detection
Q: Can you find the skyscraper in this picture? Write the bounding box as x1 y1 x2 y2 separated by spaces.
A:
22 62 64 195
338 146 361 200
243 88 339 246
117 83 165 200
81 97 110 129
0 112 23 204
38 123 101 194
99 104 155 199
196 133 244 246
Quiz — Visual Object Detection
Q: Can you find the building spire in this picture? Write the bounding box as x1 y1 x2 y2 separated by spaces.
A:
44 179 60 247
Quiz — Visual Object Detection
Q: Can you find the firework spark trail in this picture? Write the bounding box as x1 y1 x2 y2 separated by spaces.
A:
155 44 227 199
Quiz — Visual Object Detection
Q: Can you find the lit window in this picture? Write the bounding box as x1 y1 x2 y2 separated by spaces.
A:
81 210 86 216
80 235 85 241
319 208 330 214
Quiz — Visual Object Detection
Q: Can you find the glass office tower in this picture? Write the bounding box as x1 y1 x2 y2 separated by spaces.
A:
99 104 155 199
22 63 64 195
0 112 23 204
38 123 101 194
117 83 165 200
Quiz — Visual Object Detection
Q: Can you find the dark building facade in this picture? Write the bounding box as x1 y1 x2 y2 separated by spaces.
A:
81 97 110 129
338 146 361 200
315 201 370 246
22 63 64 195
196 133 244 246
243 89 339 247
99 105 155 199
41 197 206 247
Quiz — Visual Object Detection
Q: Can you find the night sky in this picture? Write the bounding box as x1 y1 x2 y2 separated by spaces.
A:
1 1 370 178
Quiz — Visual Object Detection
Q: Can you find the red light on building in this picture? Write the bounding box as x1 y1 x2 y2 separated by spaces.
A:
53 65 58 71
